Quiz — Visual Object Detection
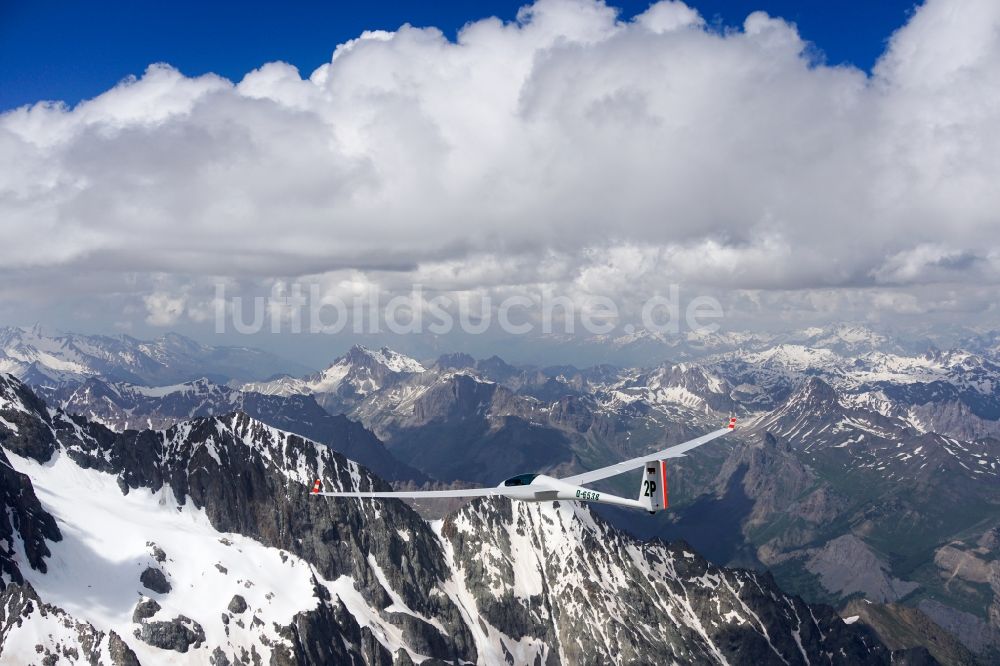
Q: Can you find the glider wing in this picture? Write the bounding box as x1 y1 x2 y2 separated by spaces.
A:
558 419 736 487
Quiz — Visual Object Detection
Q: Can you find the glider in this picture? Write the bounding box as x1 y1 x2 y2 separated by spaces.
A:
312 418 736 513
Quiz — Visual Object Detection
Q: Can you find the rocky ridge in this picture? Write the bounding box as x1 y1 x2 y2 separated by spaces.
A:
0 373 898 664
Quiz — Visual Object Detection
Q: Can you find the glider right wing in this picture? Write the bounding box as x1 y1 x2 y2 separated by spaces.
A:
557 418 736 487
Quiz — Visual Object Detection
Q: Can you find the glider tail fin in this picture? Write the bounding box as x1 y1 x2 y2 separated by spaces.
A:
638 460 668 514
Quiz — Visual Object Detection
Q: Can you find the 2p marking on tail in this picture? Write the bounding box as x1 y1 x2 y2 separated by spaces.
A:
638 461 668 514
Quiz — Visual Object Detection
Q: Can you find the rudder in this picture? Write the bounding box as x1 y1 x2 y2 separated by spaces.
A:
638 460 668 514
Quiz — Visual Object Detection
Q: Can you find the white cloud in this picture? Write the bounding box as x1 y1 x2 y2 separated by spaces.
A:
636 1 703 33
143 291 187 326
871 244 993 285
2 0 1000 333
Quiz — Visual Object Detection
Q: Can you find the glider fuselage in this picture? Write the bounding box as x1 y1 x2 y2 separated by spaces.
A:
498 474 646 511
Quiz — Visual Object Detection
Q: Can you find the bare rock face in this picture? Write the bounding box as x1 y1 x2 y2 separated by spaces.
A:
147 541 167 563
140 566 171 594
134 614 206 653
411 373 501 424
210 646 231 665
0 373 60 463
933 545 995 584
132 597 161 623
271 579 394 665
842 598 979 666
227 594 248 614
548 395 594 432
918 599 1000 657
907 400 1000 440
806 535 919 603
108 631 142 666
0 449 60 587
715 431 814 531
0 582 139 665
979 526 1000 553
441 497 894 665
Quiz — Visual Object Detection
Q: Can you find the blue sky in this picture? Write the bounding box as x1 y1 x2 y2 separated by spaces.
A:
2 0 917 111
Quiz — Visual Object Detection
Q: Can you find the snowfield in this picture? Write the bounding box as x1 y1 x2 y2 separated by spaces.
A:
6 450 319 665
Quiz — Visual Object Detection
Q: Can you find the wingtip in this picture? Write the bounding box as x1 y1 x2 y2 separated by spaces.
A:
311 479 322 494
728 417 737 430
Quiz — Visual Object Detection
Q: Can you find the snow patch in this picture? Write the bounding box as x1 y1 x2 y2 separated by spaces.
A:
5 450 319 665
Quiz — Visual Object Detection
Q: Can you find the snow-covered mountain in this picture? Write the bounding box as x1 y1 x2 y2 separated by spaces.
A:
748 376 1000 480
260 339 1000 661
242 344 425 414
8 323 1000 660
0 373 899 664
0 325 311 386
39 375 423 483
707 344 1000 433
569 324 898 366
601 362 736 414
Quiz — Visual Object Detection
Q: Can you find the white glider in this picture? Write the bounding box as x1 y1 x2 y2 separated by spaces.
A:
312 418 736 513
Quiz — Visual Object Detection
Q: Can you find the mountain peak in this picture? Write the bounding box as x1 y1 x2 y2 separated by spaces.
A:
246 344 427 401
342 345 425 374
792 376 840 407
433 352 477 371
158 331 202 345
0 372 44 416
753 375 844 440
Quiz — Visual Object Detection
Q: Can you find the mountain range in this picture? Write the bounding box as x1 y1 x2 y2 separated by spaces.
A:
3 323 1000 663
0 372 904 664
0 325 313 386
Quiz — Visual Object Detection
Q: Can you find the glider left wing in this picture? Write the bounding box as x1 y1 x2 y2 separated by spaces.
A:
312 486 503 499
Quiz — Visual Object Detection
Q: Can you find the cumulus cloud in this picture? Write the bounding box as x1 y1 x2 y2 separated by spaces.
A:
2 0 1000 333
143 291 187 326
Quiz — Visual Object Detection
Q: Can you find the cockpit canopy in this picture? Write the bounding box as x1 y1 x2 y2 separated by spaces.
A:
503 473 538 487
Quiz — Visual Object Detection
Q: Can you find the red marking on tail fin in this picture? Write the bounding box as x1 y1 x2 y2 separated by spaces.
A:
311 479 321 494
660 460 668 509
